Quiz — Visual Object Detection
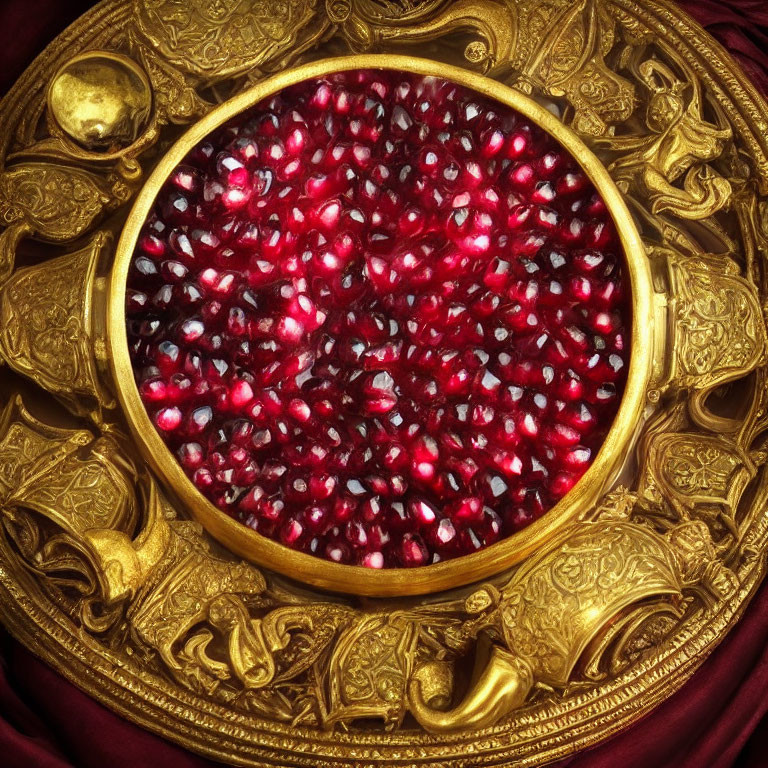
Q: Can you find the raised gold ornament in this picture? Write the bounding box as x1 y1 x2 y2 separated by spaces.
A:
1 1 767 766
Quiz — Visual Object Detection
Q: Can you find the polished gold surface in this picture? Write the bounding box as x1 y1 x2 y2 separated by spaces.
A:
0 1 767 766
106 53 653 597
48 51 152 152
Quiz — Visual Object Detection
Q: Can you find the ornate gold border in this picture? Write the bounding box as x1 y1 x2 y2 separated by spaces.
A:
0 1 766 766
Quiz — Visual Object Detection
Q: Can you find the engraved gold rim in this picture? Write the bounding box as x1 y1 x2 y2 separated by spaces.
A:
107 53 653 597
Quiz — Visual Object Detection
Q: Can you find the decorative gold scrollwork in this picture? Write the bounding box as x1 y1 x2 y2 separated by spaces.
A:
641 432 755 514
133 0 325 79
129 0 329 125
0 395 138 630
335 0 516 72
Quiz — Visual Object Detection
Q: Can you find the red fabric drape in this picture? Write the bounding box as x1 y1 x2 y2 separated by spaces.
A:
2 1 768 766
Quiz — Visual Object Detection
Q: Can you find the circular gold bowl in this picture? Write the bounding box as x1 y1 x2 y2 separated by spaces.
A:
107 53 653 597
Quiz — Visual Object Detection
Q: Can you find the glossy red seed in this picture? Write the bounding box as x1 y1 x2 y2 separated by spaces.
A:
155 406 182 431
401 533 429 567
128 69 629 569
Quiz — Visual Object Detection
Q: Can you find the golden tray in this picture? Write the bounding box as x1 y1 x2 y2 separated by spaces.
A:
0 1 767 766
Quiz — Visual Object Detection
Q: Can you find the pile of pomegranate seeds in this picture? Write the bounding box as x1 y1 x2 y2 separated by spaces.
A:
127 69 629 569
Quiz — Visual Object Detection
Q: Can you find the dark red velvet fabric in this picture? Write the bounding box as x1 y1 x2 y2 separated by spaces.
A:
2 2 768 766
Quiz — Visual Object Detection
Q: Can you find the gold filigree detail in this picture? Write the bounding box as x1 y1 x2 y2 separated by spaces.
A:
508 0 636 135
0 395 138 631
0 163 128 240
133 0 325 79
0 164 129 284
408 517 729 732
654 250 768 424
0 233 114 416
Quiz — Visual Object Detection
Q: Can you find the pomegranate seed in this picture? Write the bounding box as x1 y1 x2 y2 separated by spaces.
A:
155 406 182 431
401 533 428 567
127 69 629 568
362 551 385 568
230 380 254 407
